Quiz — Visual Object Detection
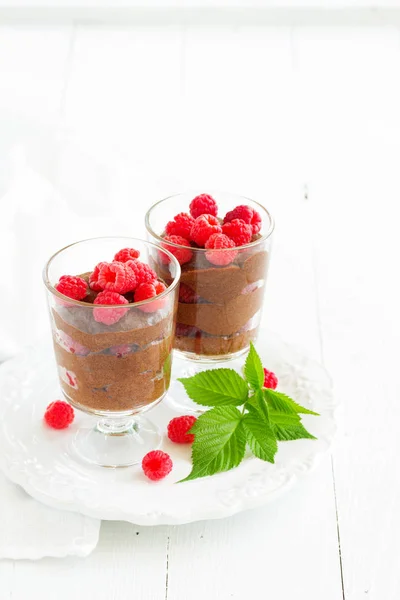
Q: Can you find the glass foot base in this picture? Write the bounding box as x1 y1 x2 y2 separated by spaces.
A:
72 416 161 468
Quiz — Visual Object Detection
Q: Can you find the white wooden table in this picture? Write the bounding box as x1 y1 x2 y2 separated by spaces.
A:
0 13 399 599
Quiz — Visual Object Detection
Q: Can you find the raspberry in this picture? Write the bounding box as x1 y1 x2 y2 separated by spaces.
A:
55 275 88 300
126 260 157 286
165 212 195 240
190 214 222 247
97 262 136 294
161 235 193 265
55 330 90 356
142 450 173 481
109 344 132 357
89 262 107 291
179 283 199 303
44 400 74 430
93 291 129 325
134 281 167 313
222 219 253 247
223 204 262 235
189 194 218 219
263 368 278 390
205 233 237 266
113 247 140 263
167 415 197 444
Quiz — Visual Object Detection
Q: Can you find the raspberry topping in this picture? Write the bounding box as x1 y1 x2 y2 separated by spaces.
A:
126 259 157 286
263 368 278 390
167 415 197 444
178 283 199 303
55 275 88 300
223 204 262 235
113 247 140 263
162 235 193 265
190 214 222 247
165 212 195 240
44 400 74 430
89 262 107 291
189 194 218 219
142 450 173 481
205 233 237 266
222 218 253 247
93 291 129 325
134 281 167 313
97 262 136 294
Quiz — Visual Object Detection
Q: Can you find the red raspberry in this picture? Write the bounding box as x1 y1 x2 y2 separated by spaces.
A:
263 368 278 390
205 233 237 266
134 281 167 313
44 400 74 430
55 330 90 356
97 262 136 294
161 235 193 265
190 214 222 247
142 450 173 481
165 212 195 240
189 194 218 219
222 219 252 247
89 262 107 291
167 415 197 444
93 291 129 325
178 283 199 303
55 275 88 300
223 204 262 235
126 260 157 287
113 247 140 263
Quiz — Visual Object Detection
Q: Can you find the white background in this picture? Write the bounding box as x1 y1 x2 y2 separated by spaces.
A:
0 4 399 600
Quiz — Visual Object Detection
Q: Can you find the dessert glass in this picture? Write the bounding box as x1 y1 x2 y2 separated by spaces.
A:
43 237 180 467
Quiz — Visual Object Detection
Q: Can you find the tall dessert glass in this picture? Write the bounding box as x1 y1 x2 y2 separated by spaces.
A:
43 237 180 467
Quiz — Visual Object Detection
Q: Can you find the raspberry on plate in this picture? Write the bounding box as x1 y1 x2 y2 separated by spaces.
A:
113 247 140 263
126 259 157 286
142 450 173 481
55 275 88 300
134 281 167 313
263 368 278 390
222 218 252 247
161 235 193 265
93 291 129 325
165 212 195 240
89 262 107 291
223 204 262 235
205 233 237 266
189 193 218 219
190 214 222 247
97 262 136 294
167 415 197 444
178 283 199 303
44 400 74 430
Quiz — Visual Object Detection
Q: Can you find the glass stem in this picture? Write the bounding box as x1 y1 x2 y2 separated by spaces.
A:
96 416 137 436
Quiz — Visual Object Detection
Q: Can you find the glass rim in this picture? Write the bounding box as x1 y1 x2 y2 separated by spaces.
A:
145 192 275 252
43 236 181 308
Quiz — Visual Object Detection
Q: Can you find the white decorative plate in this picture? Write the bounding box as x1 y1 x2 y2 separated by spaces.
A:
0 331 336 526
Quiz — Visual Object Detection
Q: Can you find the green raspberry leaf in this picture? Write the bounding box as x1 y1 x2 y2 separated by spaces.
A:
180 406 246 482
243 404 277 463
264 389 319 416
178 369 248 407
244 341 265 390
269 410 316 441
248 388 270 422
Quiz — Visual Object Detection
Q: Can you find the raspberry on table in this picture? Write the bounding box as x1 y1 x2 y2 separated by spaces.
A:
167 415 197 444
165 212 195 240
44 400 74 430
162 235 193 265
223 204 262 235
89 262 108 291
55 275 88 300
222 219 253 247
142 450 173 481
93 291 129 325
134 281 167 313
113 248 140 263
178 283 199 303
97 262 136 294
190 214 222 247
205 233 237 266
189 193 218 219
126 259 157 286
263 368 278 390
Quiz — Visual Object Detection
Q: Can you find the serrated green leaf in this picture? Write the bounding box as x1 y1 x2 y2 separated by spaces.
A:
178 369 248 407
272 421 316 441
248 388 270 422
180 406 246 482
243 404 277 463
264 389 319 416
244 341 265 390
